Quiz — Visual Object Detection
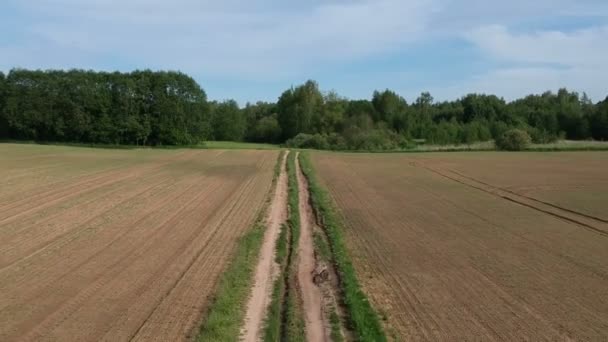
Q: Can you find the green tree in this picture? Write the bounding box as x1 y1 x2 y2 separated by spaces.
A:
372 89 408 128
277 80 323 139
496 129 532 151
211 100 246 141
0 71 7 138
252 115 282 143
590 97 608 140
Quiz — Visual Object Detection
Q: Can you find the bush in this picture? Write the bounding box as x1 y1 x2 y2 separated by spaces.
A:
526 127 561 144
285 133 329 149
495 129 532 151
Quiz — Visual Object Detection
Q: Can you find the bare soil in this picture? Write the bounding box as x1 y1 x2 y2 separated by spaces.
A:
294 153 329 342
240 151 288 341
0 144 277 342
313 152 608 341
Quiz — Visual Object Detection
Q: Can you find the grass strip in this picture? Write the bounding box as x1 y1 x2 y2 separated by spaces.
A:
262 222 289 341
196 150 285 341
299 152 387 341
329 307 344 342
282 152 306 342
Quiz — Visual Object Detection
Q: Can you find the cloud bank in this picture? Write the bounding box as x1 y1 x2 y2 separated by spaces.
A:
1 0 607 102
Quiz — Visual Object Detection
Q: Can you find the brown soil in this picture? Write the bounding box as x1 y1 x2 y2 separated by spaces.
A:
313 152 608 341
240 151 289 341
294 153 329 342
0 145 277 342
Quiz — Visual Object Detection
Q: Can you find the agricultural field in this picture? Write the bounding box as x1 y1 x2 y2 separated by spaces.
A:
0 144 278 341
312 151 608 341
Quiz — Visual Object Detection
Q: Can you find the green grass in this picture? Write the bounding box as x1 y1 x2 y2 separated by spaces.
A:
283 152 306 342
329 307 344 342
0 139 280 151
263 222 289 342
528 140 608 151
327 139 608 153
196 151 284 341
313 231 332 262
262 151 305 342
299 152 387 342
203 141 280 150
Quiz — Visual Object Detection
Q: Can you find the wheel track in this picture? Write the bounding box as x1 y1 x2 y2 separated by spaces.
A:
313 154 608 341
449 168 608 224
316 156 555 340
413 162 608 237
240 151 288 342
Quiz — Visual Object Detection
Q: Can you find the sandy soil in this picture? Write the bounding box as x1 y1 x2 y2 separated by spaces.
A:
313 152 608 341
295 153 327 342
0 144 277 342
240 151 288 341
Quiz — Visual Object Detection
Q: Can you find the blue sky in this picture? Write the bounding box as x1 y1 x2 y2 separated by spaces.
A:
1 0 607 104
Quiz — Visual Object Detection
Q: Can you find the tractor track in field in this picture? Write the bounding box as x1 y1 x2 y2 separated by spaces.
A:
448 169 608 225
414 162 608 237
314 153 608 341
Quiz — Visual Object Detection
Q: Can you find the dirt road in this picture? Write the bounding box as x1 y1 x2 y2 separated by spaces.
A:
241 151 288 341
295 153 327 342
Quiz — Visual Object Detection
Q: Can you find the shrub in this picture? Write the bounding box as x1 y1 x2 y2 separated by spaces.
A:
326 133 347 150
495 129 532 151
285 133 329 149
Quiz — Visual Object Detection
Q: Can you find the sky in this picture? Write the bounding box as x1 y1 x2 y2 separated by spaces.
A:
1 0 607 104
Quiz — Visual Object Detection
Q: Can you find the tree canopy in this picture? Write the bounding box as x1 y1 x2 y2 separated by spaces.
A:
1 69 607 149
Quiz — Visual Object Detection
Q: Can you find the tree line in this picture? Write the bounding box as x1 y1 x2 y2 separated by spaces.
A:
1 69 607 149
0 69 208 145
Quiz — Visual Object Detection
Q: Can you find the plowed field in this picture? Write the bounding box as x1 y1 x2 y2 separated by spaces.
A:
0 144 277 342
312 152 608 341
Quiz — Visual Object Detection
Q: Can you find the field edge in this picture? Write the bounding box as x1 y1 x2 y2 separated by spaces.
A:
195 150 284 341
299 152 387 341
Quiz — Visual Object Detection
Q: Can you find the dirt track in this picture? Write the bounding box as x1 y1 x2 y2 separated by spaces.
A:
313 152 608 341
295 153 327 342
241 151 288 341
0 144 277 342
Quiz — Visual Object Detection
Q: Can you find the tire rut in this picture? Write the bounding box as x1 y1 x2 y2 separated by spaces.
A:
240 151 288 342
295 153 331 342
414 162 608 237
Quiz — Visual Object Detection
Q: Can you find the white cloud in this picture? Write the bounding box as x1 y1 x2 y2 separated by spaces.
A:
440 25 608 102
2 0 608 102
428 66 607 102
467 25 608 68
8 0 438 79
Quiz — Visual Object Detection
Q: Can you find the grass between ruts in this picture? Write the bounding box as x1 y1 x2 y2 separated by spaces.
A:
262 222 289 341
282 152 306 342
299 152 387 342
196 150 284 341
